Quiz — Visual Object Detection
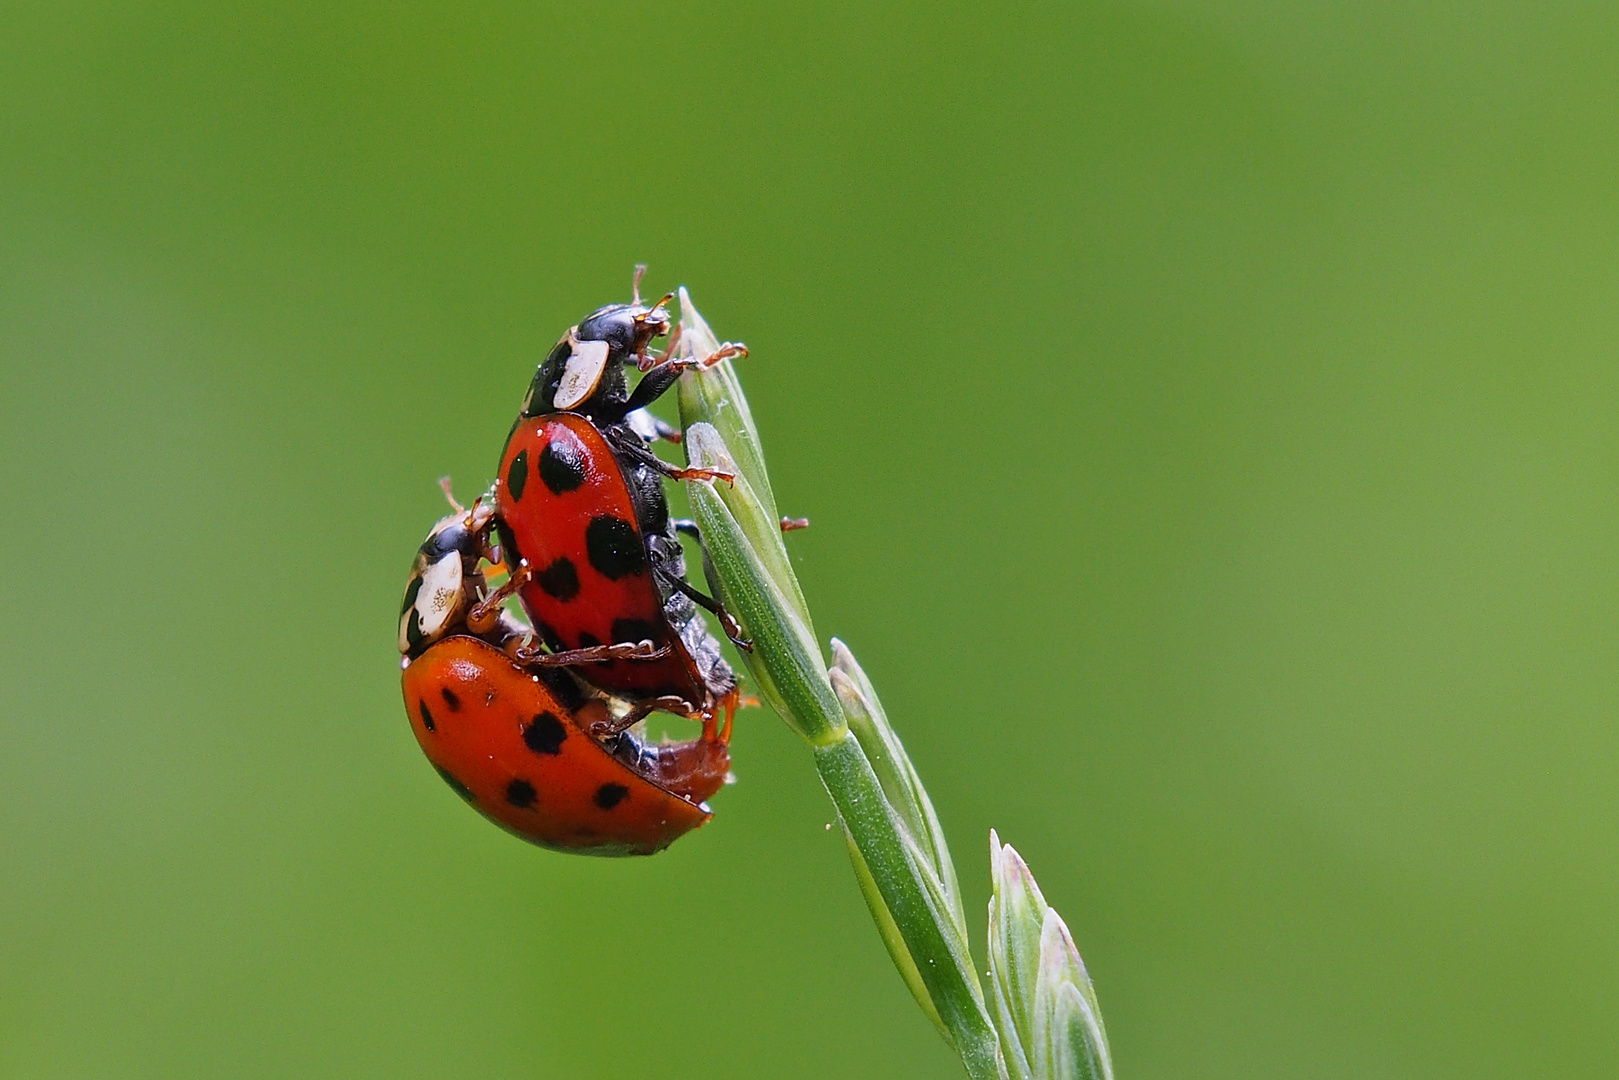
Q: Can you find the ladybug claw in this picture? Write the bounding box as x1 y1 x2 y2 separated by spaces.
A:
716 609 751 652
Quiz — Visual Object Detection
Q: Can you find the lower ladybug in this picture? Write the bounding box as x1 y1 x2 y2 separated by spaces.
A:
398 491 731 856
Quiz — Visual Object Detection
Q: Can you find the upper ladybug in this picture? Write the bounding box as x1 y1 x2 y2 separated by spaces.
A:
491 267 752 725
519 275 674 421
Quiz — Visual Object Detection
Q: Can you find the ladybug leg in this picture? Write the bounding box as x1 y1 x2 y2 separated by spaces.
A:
626 407 684 445
674 517 808 536
514 639 672 666
619 362 681 414
464 561 531 635
656 461 735 485
590 695 696 738
652 562 752 653
645 412 683 444
681 342 748 370
604 426 735 486
619 342 745 415
636 322 684 373
711 688 741 745
640 341 748 384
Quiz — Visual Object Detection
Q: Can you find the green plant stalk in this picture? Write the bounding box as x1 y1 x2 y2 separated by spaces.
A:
680 453 1001 1078
675 290 1109 1080
675 292 1003 1078
814 736 1003 1080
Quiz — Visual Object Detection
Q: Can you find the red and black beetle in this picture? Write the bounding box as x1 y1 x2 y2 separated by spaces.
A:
398 492 732 855
490 272 750 730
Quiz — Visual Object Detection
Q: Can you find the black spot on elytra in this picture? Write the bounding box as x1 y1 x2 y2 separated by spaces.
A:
522 712 566 755
533 666 585 710
505 778 537 808
435 765 475 803
536 557 579 601
440 687 461 712
594 783 629 810
538 438 587 494
417 699 435 732
506 448 528 502
585 515 644 580
400 574 422 617
611 618 661 647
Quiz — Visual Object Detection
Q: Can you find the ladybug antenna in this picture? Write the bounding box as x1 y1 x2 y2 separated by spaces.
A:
437 477 465 516
631 265 673 318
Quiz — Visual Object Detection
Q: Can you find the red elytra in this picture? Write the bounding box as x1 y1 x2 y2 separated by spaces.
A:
494 412 736 719
402 635 729 856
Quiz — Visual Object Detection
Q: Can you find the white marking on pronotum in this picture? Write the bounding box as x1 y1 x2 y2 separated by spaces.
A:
415 553 465 643
554 338 611 410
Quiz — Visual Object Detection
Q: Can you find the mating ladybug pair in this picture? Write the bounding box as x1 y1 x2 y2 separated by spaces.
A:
397 270 787 856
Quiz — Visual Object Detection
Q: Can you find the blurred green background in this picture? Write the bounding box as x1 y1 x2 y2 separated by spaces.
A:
2 2 1615 1077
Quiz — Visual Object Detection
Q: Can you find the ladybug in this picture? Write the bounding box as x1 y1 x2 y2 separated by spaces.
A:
399 493 732 856
491 271 751 724
399 481 663 669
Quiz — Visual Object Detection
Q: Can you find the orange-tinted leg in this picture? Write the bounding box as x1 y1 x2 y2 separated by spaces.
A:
653 564 751 652
590 695 697 739
465 561 530 635
604 426 736 485
709 688 741 745
514 639 671 666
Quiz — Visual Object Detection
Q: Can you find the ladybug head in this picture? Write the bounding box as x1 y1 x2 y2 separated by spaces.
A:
524 269 676 416
576 301 670 362
400 499 497 658
579 262 673 361
417 502 492 571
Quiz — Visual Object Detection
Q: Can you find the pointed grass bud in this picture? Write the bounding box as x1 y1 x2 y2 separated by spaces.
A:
674 287 780 519
988 833 1112 1080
